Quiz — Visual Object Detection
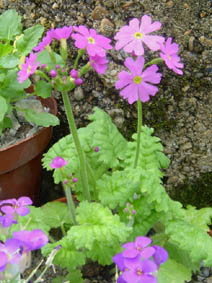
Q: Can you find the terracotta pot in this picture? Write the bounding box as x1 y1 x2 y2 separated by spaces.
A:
0 96 57 204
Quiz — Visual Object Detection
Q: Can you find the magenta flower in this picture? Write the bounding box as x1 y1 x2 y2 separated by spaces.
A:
152 245 168 267
122 236 155 259
114 15 165 56
0 213 17 228
0 239 22 272
13 229 48 251
50 156 68 169
94 146 99 152
122 257 158 283
113 253 126 271
160 37 184 75
115 56 162 104
89 55 108 74
33 29 53 52
0 197 32 216
72 26 112 57
51 26 72 40
18 52 39 83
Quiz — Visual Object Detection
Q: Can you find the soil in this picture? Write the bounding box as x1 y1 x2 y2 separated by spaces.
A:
1 0 212 282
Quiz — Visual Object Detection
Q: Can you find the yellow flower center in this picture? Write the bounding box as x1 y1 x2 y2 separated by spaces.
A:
27 66 31 73
136 268 143 276
133 76 142 84
168 55 171 60
134 32 143 39
88 37 95 44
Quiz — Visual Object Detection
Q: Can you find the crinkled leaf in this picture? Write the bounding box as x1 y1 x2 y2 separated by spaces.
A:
37 49 64 69
158 258 191 283
40 201 72 227
42 237 86 270
25 109 59 127
184 205 212 232
16 25 44 56
0 9 22 40
34 80 52 98
87 107 127 168
68 201 131 264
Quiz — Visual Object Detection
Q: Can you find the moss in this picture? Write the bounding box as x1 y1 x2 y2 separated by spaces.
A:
169 172 212 209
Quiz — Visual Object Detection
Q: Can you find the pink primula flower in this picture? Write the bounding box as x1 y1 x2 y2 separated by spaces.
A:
89 55 108 74
115 56 162 104
51 26 72 40
50 156 68 169
18 52 39 83
114 15 165 56
160 37 184 75
72 26 112 57
33 29 53 53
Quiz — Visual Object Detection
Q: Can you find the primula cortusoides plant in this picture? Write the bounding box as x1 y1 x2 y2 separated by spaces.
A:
16 14 212 283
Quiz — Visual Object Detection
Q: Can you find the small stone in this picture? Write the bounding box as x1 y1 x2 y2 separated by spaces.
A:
100 18 114 36
77 16 85 24
0 0 4 8
91 6 108 20
167 1 173 7
52 2 59 9
39 17 46 25
207 276 212 283
74 87 84 101
199 36 212 47
180 142 192 151
188 36 195 51
15 99 44 123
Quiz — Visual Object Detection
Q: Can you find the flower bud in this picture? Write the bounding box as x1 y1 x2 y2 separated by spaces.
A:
41 64 46 69
56 65 60 69
132 210 136 215
50 69 57 78
94 146 99 152
72 177 78 183
74 78 83 86
63 179 68 184
70 69 78 78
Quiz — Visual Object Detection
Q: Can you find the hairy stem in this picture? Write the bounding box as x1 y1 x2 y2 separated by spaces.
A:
133 97 142 168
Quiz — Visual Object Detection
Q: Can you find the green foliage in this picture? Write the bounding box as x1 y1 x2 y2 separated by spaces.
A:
68 201 131 265
0 10 22 40
25 109 59 127
34 80 52 98
158 258 192 283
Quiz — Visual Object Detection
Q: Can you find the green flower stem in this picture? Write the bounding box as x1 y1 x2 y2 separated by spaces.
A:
61 90 91 201
73 49 86 69
144 57 164 69
36 70 52 82
78 62 92 77
86 161 98 201
133 97 142 168
63 183 77 225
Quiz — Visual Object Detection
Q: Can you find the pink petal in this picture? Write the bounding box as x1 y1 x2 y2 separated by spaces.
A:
142 65 162 84
18 197 32 206
140 247 156 258
16 206 30 216
135 236 152 248
143 35 165 51
115 71 133 89
128 18 140 32
140 15 162 34
124 57 144 75
74 25 89 36
72 34 87 49
120 83 139 104
123 39 145 56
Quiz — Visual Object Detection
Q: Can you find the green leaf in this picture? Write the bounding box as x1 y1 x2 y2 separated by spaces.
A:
0 9 22 40
68 201 131 264
34 80 52 98
158 258 192 283
184 205 212 231
25 109 59 127
88 107 127 168
42 238 86 270
0 42 13 58
0 96 8 121
0 54 19 68
41 201 72 227
37 49 64 69
16 25 44 56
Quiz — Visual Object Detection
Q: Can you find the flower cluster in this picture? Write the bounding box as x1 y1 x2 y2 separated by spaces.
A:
113 236 168 283
0 197 48 279
18 25 112 86
114 15 184 104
